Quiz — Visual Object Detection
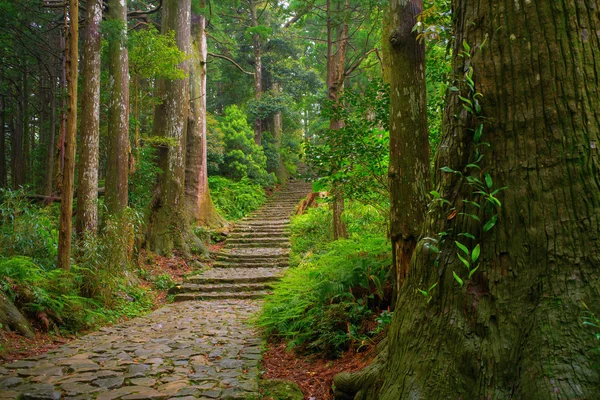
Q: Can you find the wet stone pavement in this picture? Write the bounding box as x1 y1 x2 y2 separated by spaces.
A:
0 301 262 399
0 181 312 399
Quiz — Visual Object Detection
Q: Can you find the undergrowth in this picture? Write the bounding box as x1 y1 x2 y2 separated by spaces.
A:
208 176 267 220
258 202 393 358
0 189 157 334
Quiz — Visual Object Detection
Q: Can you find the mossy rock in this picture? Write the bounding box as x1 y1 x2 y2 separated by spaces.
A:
261 379 303 400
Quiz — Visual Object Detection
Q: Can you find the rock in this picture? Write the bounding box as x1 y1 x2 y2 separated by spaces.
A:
94 376 125 389
261 379 303 400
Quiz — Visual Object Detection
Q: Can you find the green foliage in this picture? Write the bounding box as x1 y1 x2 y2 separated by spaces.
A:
246 90 292 121
259 203 391 356
258 234 392 357
0 189 58 269
129 146 162 211
207 113 225 175
306 80 390 214
208 176 267 221
217 105 274 186
129 27 187 80
153 273 175 291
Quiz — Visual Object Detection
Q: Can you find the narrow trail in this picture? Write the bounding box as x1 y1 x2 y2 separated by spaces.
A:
0 181 311 400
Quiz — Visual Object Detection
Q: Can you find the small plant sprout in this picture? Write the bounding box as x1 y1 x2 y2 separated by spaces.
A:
417 282 438 303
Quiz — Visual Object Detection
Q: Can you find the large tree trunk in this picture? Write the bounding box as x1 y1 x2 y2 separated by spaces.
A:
0 95 6 188
327 0 349 241
185 6 224 229
76 0 102 237
105 0 129 214
335 0 600 398
57 0 78 271
147 0 201 256
388 0 429 293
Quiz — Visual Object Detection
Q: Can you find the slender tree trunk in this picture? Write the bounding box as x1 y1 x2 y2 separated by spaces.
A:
335 1 600 398
388 0 429 293
185 5 224 229
147 0 201 256
56 29 67 192
327 0 349 241
57 0 78 271
0 95 5 188
13 99 24 188
249 0 263 145
22 63 29 185
44 74 57 196
270 81 289 183
76 0 102 236
105 0 129 214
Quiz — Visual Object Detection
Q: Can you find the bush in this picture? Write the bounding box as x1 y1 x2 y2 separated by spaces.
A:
288 201 387 266
258 235 392 357
0 189 58 270
209 176 267 220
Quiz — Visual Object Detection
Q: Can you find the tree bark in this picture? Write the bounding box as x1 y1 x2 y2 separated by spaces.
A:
270 82 289 183
105 0 129 214
76 0 102 237
388 0 429 293
335 0 600 398
185 5 224 229
327 0 349 241
147 0 201 256
12 96 25 188
43 72 57 197
0 95 6 188
57 0 78 271
249 0 264 145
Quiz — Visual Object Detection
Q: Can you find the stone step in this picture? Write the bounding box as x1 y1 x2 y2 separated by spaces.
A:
185 271 285 284
228 232 288 239
214 254 289 263
173 291 270 302
212 261 288 269
170 282 273 294
227 237 290 244
224 242 290 249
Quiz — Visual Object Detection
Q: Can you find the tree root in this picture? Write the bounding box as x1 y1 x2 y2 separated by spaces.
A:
333 338 388 400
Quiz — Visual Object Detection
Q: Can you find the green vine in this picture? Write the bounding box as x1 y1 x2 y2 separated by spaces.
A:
419 36 505 298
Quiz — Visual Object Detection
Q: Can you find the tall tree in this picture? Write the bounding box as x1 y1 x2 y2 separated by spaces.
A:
0 95 5 188
327 0 349 240
105 0 130 215
57 0 78 271
185 3 224 228
335 0 600 398
388 0 429 292
76 0 102 236
248 0 264 145
148 0 202 255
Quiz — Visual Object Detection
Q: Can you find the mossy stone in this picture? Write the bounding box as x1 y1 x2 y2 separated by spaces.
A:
261 379 303 400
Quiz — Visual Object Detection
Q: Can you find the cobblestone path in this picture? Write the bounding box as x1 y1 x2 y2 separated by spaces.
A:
0 182 311 400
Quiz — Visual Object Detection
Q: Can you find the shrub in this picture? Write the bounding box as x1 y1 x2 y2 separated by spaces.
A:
258 235 392 357
208 176 267 220
0 189 58 269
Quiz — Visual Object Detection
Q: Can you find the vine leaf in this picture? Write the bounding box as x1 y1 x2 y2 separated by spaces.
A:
483 214 498 232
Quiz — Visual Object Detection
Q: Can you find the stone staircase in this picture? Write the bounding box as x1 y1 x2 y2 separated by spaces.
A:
172 181 312 302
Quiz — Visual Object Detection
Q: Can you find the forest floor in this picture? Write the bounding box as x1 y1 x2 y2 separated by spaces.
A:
261 342 378 400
